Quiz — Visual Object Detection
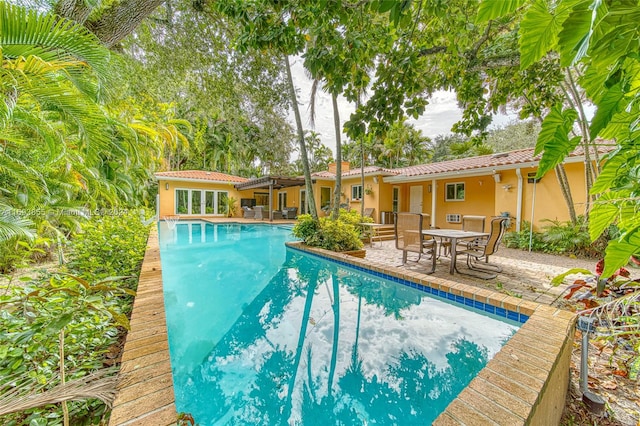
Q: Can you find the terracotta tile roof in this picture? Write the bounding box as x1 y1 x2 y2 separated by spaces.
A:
155 170 248 183
312 166 398 179
393 145 613 178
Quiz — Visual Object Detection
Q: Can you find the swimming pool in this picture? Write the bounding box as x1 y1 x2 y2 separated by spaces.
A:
159 222 520 425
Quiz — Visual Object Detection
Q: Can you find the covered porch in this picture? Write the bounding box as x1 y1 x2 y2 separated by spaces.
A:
235 175 306 221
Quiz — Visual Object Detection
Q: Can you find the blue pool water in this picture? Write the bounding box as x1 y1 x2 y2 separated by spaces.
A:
159 222 520 425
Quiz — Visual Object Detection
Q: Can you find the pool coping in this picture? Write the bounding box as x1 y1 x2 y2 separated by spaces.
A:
109 224 575 425
108 226 178 426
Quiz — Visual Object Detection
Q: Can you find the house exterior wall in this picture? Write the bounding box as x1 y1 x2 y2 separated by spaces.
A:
157 179 244 218
342 175 382 222
496 162 589 231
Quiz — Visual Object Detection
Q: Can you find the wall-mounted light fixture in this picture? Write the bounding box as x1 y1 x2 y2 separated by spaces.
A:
502 184 512 191
478 179 483 186
373 176 379 184
165 182 169 190
493 173 502 183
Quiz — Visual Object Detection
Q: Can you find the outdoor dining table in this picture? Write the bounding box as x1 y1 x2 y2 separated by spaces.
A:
358 222 388 247
421 229 489 274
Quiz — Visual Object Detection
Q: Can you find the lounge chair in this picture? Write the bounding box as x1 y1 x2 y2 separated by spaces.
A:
394 212 436 273
254 206 265 220
242 206 255 219
454 217 508 279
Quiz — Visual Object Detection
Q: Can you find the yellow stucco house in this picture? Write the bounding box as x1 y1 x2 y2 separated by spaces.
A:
155 147 603 232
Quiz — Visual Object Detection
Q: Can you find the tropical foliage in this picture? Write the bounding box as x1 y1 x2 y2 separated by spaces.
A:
0 212 150 425
292 210 372 252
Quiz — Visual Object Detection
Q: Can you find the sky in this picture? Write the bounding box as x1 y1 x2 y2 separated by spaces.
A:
288 56 517 155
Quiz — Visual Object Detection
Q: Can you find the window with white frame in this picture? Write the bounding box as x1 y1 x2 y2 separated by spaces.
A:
351 184 363 201
445 182 465 201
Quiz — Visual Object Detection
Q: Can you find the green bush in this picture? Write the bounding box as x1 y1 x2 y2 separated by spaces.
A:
292 210 367 252
503 217 606 258
67 210 150 286
503 221 546 251
0 211 150 425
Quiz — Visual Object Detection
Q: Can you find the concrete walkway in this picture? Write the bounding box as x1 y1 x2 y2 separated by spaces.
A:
364 240 595 307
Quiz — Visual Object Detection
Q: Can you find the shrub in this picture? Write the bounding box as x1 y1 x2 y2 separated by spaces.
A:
503 217 607 258
0 211 150 425
503 221 546 251
67 210 150 287
292 210 367 252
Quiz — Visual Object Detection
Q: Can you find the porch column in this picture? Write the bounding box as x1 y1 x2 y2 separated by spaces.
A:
269 181 274 221
431 178 437 228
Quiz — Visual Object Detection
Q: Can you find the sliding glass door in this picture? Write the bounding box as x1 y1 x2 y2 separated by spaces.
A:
175 189 228 215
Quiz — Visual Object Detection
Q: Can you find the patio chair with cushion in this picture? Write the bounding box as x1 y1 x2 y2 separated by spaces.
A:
282 207 298 219
254 206 265 220
454 216 508 279
242 206 255 219
394 212 436 273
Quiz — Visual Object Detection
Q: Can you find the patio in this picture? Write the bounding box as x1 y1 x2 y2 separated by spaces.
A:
364 239 592 306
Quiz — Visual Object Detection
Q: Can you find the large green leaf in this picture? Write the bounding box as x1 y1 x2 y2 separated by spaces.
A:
558 0 593 66
590 151 627 193
590 83 625 138
476 0 526 23
589 4 640 71
534 104 580 176
589 191 622 240
601 229 640 277
519 0 575 69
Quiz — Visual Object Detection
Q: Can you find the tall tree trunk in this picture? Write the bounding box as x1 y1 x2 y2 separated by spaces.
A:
54 0 92 24
284 55 318 219
55 0 165 48
562 67 597 219
331 94 342 220
555 164 577 223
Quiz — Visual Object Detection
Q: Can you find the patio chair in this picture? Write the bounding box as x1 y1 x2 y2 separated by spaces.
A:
282 207 297 219
242 206 255 219
254 206 265 220
440 215 486 256
454 217 508 279
394 212 436 273
363 208 375 220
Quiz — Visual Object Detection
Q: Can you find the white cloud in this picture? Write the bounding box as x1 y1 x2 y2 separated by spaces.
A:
288 57 518 156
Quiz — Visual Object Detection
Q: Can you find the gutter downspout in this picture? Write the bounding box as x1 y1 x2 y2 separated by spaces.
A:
515 168 523 232
431 179 437 228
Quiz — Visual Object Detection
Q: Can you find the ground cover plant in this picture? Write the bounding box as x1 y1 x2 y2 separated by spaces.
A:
504 217 608 259
0 211 150 425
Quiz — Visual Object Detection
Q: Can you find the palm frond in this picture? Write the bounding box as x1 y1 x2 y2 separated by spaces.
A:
0 368 119 416
0 206 35 242
0 2 110 81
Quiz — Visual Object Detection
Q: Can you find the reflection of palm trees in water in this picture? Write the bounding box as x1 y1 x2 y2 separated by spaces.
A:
181 252 492 424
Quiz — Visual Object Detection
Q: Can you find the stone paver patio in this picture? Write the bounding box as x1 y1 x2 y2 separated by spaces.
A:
363 239 593 306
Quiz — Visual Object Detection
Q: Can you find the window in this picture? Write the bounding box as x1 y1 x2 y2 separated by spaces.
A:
321 187 331 211
351 185 363 201
392 187 400 212
176 190 189 214
445 183 465 201
255 192 269 207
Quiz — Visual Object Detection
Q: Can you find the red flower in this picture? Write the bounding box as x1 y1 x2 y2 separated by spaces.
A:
595 259 605 276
